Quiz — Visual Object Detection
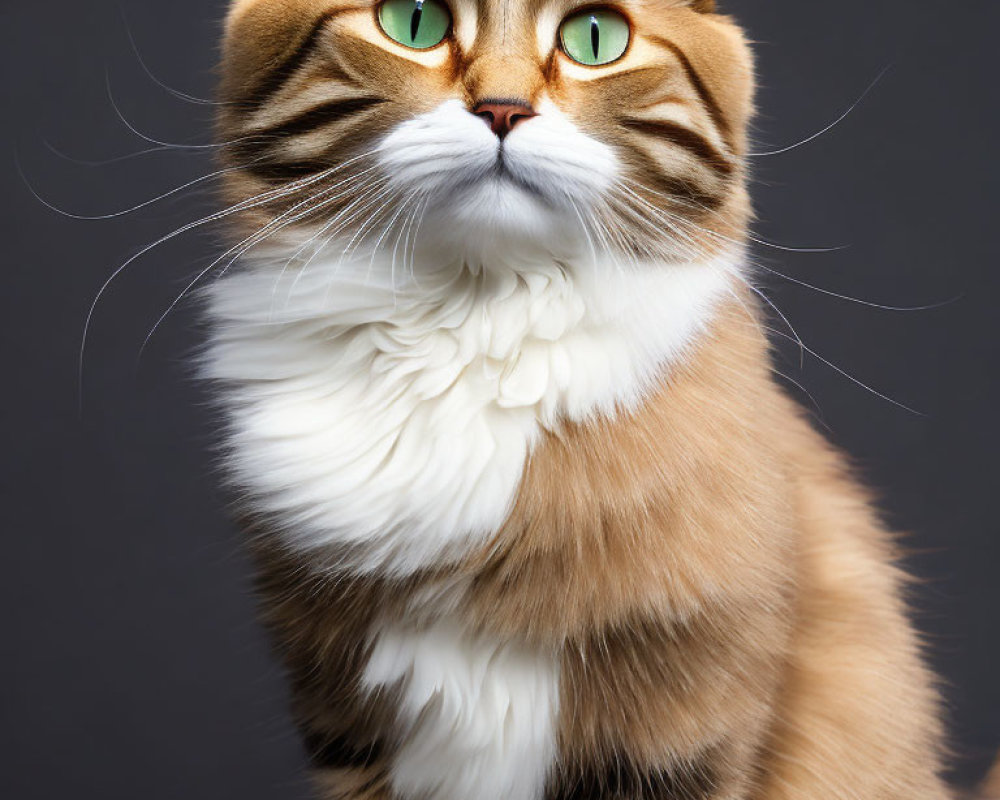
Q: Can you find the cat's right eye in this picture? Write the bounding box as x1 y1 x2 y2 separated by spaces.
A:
378 0 452 50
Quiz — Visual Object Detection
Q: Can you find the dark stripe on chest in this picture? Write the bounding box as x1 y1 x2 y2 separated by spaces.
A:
547 756 719 800
304 731 385 771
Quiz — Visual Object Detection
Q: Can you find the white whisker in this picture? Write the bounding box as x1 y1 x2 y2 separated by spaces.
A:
139 175 365 358
276 176 393 312
120 10 237 108
748 66 890 158
752 262 962 313
105 70 255 152
19 155 267 221
766 326 924 416
77 160 367 407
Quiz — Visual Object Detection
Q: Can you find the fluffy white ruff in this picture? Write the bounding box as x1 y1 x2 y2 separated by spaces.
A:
363 621 559 800
204 99 738 574
204 247 735 575
204 98 741 799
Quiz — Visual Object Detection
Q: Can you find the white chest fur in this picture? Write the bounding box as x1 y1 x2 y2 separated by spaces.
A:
204 247 735 576
363 621 560 800
205 246 735 798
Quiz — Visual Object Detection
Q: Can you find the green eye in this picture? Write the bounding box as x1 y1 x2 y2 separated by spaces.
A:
559 8 630 66
378 0 451 50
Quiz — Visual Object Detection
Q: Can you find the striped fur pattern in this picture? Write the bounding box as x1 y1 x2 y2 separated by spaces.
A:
205 1 953 798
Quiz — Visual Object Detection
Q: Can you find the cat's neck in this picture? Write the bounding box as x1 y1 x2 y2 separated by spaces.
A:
207 245 742 422
204 245 745 573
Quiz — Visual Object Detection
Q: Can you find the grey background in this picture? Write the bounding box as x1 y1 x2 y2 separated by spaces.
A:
2 0 997 797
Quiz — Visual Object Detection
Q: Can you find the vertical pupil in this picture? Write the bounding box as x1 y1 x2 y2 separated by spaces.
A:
411 1 424 41
590 16 600 60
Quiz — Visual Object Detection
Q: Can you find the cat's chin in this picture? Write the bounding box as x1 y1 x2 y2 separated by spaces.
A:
423 175 587 253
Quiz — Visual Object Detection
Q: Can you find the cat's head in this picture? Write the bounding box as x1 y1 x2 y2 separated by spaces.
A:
217 0 753 266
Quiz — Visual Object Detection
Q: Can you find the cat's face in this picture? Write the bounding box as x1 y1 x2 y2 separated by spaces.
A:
218 0 753 264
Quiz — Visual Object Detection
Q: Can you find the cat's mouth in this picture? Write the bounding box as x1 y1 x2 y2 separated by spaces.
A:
435 148 553 205
378 99 617 231
488 153 549 199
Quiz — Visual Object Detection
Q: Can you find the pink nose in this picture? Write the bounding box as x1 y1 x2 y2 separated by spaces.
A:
472 101 538 140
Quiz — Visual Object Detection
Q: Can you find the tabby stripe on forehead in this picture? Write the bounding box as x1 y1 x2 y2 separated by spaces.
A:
621 119 734 178
240 6 361 109
247 96 386 141
647 36 732 148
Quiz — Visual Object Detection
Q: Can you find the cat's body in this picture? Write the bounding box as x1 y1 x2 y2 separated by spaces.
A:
206 1 951 797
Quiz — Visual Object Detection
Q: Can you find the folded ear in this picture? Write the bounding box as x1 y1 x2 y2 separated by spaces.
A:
668 0 716 12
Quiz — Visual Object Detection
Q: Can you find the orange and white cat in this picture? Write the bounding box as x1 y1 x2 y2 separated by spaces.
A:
204 1 955 798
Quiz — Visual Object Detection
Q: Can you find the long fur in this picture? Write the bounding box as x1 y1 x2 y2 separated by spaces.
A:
204 2 954 798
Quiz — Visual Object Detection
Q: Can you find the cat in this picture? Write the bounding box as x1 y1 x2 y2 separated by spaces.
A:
203 1 955 798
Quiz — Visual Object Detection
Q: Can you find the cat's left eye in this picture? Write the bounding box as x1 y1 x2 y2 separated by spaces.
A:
378 0 452 50
559 8 630 67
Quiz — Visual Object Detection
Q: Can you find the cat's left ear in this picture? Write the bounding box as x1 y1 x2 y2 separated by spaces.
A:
684 0 716 12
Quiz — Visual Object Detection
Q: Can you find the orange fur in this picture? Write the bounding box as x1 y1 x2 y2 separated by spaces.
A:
981 759 1000 800
214 2 954 797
